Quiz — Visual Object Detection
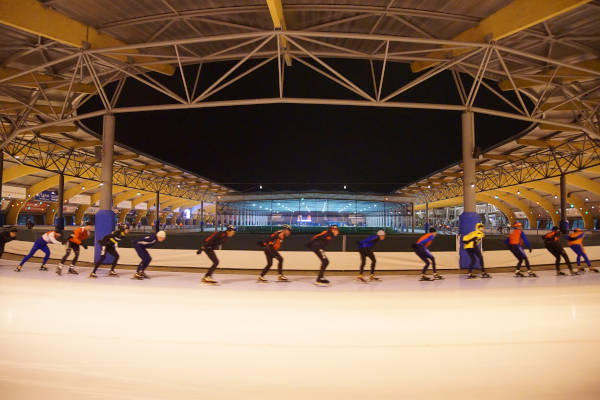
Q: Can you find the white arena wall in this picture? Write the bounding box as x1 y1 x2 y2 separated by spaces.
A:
5 241 600 271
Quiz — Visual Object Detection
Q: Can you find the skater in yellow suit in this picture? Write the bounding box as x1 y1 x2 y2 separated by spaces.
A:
462 222 490 279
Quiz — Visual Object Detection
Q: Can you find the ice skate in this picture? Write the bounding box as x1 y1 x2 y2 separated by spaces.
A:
257 275 268 283
355 275 368 283
14 265 22 272
527 271 538 277
108 270 119 277
202 276 218 285
514 270 525 277
89 272 98 278
569 270 578 276
467 273 477 279
433 273 444 280
369 274 381 282
140 271 150 279
39 265 48 271
68 266 79 275
277 274 289 282
314 278 330 286
556 270 566 276
578 267 586 274
56 264 63 275
133 272 144 280
590 267 599 273
481 272 491 278
419 275 432 281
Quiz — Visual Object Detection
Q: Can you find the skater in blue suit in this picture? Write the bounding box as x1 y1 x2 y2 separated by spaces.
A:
356 230 386 283
15 230 63 272
132 230 167 279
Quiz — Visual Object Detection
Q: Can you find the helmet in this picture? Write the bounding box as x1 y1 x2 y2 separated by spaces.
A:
429 228 436 233
156 230 167 239
330 224 339 230
9 227 17 233
552 226 559 231
574 228 581 232
118 223 130 231
476 223 484 229
377 230 385 236
226 224 236 231
512 222 522 228
282 224 292 231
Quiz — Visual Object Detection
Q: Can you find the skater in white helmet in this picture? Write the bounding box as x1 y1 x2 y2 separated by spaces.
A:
132 230 167 279
355 229 386 283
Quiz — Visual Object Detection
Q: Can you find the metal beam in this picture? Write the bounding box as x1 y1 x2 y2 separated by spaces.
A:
516 138 587 150
27 125 77 134
487 190 536 228
523 180 593 228
0 66 96 93
498 59 600 90
548 174 600 196
113 189 140 205
113 154 139 161
477 194 517 225
131 192 155 208
130 163 164 171
63 181 101 202
0 100 71 115
90 186 127 206
482 153 521 162
411 0 592 72
413 194 517 224
500 186 560 226
266 0 292 66
0 0 174 75
2 165 39 183
5 174 76 224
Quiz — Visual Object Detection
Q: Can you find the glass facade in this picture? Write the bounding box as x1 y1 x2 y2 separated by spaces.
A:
218 194 413 231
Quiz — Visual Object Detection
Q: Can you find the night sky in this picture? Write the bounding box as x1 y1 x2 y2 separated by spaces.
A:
79 59 529 193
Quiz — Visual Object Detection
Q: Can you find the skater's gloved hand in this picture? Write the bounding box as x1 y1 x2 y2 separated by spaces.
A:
528 247 532 253
83 244 88 250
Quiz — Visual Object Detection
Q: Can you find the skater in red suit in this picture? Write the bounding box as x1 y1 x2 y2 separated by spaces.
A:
197 224 236 284
257 224 292 283
307 225 339 286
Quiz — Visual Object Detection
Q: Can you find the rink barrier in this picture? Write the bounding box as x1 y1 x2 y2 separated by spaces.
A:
5 240 599 271
11 229 600 252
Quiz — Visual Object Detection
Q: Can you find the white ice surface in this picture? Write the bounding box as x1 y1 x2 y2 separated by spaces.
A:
1 260 599 400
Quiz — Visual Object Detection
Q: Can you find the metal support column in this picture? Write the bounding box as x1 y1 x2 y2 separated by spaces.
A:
0 151 4 226
462 112 476 213
560 174 569 233
55 173 65 230
425 201 429 231
459 111 481 269
215 200 219 231
94 114 116 263
411 202 415 233
200 200 204 232
155 191 160 232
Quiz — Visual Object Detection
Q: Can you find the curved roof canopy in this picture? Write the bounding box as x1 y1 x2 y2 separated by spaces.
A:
0 0 598 224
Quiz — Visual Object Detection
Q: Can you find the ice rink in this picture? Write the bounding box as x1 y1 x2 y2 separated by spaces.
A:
1 260 600 400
